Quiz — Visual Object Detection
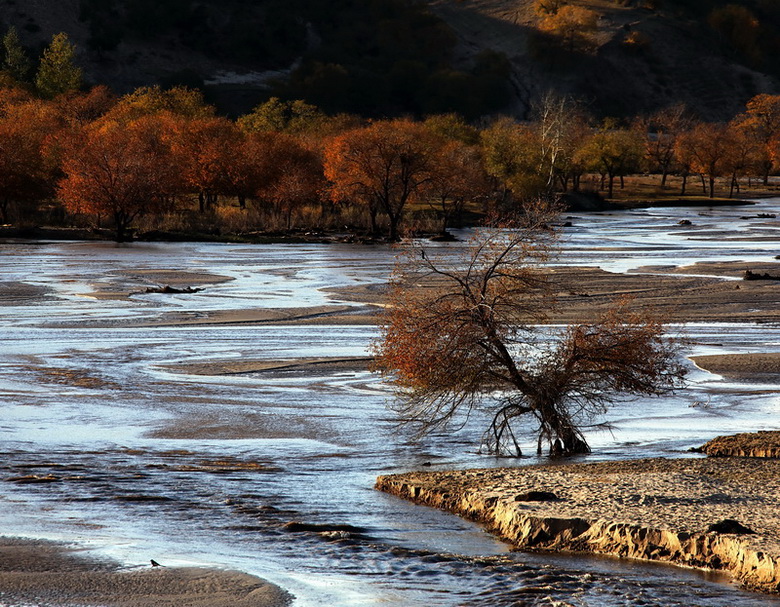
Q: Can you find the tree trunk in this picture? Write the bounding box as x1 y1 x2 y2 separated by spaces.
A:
537 403 591 456
709 175 715 198
368 202 379 236
680 173 688 196
113 212 131 243
388 211 401 241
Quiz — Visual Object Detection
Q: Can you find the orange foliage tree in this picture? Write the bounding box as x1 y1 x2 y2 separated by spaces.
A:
636 104 695 186
675 123 733 198
373 203 687 456
57 116 179 241
735 94 780 184
426 140 489 234
539 5 599 53
0 99 62 222
252 133 325 229
166 116 238 212
323 119 443 240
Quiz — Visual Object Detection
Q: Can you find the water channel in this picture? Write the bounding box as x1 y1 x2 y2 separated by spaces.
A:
2 199 780 606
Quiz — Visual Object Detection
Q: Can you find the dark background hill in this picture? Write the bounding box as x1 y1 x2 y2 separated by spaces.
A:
1 0 778 120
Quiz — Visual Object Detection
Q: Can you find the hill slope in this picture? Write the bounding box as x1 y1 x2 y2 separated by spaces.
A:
426 0 779 120
0 0 777 120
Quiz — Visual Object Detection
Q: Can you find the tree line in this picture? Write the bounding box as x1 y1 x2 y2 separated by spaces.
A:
3 57 780 241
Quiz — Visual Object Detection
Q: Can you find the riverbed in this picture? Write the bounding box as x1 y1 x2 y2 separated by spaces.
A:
2 200 780 606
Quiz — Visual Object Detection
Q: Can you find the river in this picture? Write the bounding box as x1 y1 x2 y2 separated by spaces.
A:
1 199 780 606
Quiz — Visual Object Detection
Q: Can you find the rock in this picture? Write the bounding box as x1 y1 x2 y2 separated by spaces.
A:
678 219 692 225
282 521 367 535
708 519 755 534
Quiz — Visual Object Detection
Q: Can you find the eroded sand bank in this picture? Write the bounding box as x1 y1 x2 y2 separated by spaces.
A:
377 455 780 593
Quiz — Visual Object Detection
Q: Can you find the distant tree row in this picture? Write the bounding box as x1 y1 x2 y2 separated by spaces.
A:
2 73 780 241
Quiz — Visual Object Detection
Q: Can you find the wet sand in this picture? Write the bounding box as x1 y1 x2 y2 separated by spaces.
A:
0 538 291 607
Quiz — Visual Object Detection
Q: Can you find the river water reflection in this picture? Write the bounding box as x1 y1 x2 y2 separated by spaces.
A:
2 200 780 606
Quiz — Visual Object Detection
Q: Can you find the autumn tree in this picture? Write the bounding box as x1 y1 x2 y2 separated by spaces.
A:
534 92 591 192
575 124 643 198
104 85 215 122
324 119 442 240
480 117 546 204
57 116 178 242
238 97 328 135
636 104 695 186
539 5 599 53
426 140 489 234
165 115 238 213
35 33 83 99
708 4 762 66
373 203 686 456
674 123 733 198
0 99 62 222
54 85 117 126
724 120 761 196
252 133 325 229
423 113 480 145
735 94 780 184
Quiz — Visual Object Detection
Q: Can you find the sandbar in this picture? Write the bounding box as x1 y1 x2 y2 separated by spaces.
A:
0 537 291 606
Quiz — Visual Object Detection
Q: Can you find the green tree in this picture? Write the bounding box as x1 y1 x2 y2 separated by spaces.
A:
2 27 31 83
480 117 546 203
35 33 83 99
238 97 327 134
575 125 644 198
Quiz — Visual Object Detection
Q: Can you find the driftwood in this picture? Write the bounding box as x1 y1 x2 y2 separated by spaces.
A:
144 285 202 294
743 270 780 281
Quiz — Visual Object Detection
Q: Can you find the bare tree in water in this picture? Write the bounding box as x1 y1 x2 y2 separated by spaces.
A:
372 201 687 456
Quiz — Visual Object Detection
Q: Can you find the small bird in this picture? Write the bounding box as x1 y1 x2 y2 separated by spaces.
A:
150 559 162 567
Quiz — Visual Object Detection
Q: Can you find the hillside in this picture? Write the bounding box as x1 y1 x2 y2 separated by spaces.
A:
427 0 779 120
0 0 777 120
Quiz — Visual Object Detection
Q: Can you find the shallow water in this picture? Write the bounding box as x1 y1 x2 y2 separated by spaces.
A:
2 199 780 606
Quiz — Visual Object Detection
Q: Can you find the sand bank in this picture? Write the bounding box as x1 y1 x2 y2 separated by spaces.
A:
691 352 780 381
377 456 780 593
165 356 371 376
0 537 291 606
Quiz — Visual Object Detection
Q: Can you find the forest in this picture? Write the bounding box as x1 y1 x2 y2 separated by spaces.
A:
2 30 780 242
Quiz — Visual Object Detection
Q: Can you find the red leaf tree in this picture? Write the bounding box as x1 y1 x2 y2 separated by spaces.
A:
324 119 442 240
373 202 687 456
57 116 178 241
